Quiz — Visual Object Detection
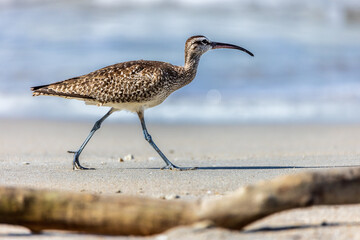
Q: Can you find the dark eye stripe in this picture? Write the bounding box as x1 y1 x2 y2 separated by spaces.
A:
195 39 209 45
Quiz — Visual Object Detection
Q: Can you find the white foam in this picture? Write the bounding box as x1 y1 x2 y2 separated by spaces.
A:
3 91 360 123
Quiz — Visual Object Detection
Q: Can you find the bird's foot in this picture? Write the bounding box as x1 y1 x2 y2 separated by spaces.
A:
68 150 95 170
73 161 95 170
161 164 197 171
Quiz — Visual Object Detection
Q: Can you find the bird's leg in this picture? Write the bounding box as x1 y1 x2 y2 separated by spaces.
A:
69 108 115 170
137 110 196 171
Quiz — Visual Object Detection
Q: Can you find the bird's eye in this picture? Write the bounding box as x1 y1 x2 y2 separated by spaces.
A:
201 39 209 44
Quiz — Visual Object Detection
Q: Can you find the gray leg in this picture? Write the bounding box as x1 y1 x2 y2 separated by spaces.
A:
69 108 115 170
137 110 196 170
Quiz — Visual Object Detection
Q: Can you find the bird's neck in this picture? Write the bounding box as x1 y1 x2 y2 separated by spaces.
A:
184 51 201 72
180 52 201 86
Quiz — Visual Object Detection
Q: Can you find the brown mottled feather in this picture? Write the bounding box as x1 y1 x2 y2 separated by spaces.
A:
32 60 189 105
31 36 215 112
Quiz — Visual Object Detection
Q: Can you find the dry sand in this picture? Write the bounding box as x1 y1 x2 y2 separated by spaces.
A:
1 119 360 239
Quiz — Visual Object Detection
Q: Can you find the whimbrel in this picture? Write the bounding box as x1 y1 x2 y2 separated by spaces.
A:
31 35 254 170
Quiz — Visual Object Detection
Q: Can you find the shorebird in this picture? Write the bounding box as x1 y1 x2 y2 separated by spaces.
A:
31 35 254 170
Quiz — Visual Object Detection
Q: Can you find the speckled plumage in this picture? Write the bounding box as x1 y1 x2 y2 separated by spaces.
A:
31 35 254 114
33 61 192 110
31 36 206 112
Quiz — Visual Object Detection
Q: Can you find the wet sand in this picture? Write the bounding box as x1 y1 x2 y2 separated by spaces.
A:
1 119 360 239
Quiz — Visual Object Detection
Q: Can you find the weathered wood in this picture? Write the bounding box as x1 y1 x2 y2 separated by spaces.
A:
198 167 360 229
1 167 360 235
0 187 196 235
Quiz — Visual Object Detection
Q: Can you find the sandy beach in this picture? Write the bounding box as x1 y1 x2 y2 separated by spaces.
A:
1 119 360 239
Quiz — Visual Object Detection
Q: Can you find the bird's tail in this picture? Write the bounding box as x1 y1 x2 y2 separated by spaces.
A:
30 78 95 101
30 84 52 96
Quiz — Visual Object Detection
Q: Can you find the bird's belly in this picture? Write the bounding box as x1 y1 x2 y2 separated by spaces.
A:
85 98 165 112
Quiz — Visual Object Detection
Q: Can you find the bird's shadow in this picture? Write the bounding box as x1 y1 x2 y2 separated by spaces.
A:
195 165 360 170
128 165 360 170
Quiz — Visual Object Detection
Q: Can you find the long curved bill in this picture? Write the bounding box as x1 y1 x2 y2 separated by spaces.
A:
211 42 254 57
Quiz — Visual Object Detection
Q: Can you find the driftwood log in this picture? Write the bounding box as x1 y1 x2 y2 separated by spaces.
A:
1 167 360 235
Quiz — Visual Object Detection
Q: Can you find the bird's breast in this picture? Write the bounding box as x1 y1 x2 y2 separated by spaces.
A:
90 94 168 113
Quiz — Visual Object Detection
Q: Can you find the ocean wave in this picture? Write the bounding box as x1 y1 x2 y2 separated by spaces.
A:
2 91 360 123
1 1 359 124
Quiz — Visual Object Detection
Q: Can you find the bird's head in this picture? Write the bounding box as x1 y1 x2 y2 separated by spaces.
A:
185 35 254 58
184 35 253 69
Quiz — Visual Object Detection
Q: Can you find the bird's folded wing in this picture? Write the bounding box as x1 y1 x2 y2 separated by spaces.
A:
31 61 173 104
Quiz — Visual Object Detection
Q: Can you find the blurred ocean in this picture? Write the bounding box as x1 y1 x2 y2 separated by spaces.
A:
1 0 360 123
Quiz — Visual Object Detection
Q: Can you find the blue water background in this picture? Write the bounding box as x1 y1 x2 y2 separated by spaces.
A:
1 0 360 123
